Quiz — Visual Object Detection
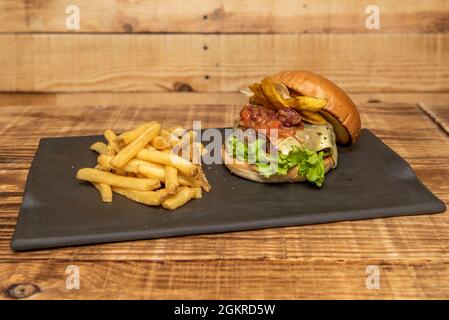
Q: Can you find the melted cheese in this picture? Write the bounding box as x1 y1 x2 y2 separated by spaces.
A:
274 123 338 168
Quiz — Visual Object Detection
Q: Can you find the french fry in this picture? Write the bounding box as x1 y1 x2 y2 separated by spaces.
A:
76 168 160 191
168 126 187 137
116 122 156 146
191 186 202 199
104 129 120 153
136 149 198 177
138 164 201 187
161 187 196 210
79 122 210 210
94 164 110 172
145 145 156 151
98 154 163 175
152 134 172 150
113 187 170 206
110 122 161 169
178 174 202 187
90 142 109 155
195 166 212 192
137 164 166 181
165 165 179 194
160 129 180 147
92 182 113 202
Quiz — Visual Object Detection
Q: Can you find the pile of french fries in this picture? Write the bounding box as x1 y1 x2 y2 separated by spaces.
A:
76 121 210 210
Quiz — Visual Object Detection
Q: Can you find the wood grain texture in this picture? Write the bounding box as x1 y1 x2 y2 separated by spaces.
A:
419 103 449 135
1 261 449 299
0 34 448 93
0 101 448 299
1 0 448 33
2 92 449 108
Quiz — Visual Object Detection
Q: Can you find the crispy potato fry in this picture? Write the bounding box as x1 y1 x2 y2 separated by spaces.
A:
94 164 110 172
137 164 165 182
161 187 196 210
138 164 201 187
136 149 198 177
110 123 161 169
77 168 160 191
79 122 210 210
165 165 179 194
152 134 172 150
145 145 156 151
116 122 156 147
178 174 202 187
104 129 120 153
92 182 113 202
195 166 212 192
113 187 170 206
168 126 187 137
191 186 202 199
90 142 109 155
160 129 180 147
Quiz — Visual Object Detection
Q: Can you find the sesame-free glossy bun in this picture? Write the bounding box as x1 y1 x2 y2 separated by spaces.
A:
269 70 361 145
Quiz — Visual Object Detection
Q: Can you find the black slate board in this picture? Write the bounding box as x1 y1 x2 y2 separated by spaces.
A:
11 129 446 251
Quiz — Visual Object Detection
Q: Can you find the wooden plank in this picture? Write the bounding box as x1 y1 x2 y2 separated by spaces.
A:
0 103 448 268
1 92 449 108
1 260 449 299
419 103 449 135
1 0 448 33
1 34 448 93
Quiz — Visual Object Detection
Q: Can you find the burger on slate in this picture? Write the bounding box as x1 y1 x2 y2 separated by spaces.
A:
223 70 361 187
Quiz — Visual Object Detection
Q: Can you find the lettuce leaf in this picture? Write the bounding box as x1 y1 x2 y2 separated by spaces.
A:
226 136 325 187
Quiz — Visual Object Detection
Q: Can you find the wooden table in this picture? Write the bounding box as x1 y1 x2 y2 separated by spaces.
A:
1 94 448 299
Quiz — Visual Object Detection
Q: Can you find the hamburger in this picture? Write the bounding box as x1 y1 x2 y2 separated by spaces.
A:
223 70 361 187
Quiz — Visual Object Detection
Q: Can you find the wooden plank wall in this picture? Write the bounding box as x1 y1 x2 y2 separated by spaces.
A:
0 0 448 103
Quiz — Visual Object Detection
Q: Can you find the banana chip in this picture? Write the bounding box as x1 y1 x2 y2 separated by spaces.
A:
273 82 291 100
300 110 327 125
294 96 327 112
260 77 292 109
248 83 271 107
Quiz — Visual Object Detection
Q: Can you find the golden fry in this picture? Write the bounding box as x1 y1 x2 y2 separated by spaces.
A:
136 149 198 177
195 166 212 192
191 186 202 199
80 122 210 210
137 164 166 181
77 168 160 191
90 142 109 155
110 123 161 169
138 164 201 187
152 134 172 150
116 122 156 146
92 182 113 202
104 129 120 153
161 187 196 210
165 165 179 194
113 187 170 206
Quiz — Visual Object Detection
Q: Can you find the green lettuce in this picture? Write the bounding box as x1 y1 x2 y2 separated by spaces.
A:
226 136 325 187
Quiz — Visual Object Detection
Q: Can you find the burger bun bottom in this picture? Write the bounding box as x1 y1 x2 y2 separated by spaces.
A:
222 146 334 183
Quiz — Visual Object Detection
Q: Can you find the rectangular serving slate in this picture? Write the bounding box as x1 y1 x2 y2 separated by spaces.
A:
11 129 446 251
